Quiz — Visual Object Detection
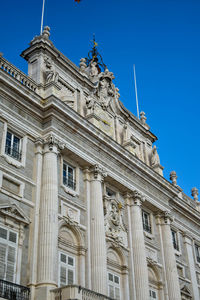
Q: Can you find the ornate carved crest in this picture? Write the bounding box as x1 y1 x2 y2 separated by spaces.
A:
0 204 30 224
104 196 128 247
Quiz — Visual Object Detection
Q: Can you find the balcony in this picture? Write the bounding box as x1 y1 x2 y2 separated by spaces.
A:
0 279 30 300
51 285 113 300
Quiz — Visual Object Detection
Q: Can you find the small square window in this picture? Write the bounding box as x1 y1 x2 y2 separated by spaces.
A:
171 230 179 251
142 210 151 233
63 163 76 190
5 131 21 161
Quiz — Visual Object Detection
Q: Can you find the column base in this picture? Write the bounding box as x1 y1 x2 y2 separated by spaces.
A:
35 284 57 300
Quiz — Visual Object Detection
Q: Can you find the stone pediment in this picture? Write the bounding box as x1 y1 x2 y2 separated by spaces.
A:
180 285 192 299
0 204 30 224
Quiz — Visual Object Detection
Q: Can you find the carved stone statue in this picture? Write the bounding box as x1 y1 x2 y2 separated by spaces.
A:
43 56 58 84
150 145 160 166
96 69 115 110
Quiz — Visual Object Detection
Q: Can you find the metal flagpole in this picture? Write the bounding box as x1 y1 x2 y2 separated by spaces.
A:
40 0 46 35
133 64 140 119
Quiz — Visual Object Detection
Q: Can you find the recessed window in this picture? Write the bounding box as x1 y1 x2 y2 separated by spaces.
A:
108 272 120 300
142 210 151 233
171 230 179 251
0 226 18 282
149 289 157 299
106 187 116 197
59 252 75 286
5 131 21 161
195 244 200 263
63 163 76 190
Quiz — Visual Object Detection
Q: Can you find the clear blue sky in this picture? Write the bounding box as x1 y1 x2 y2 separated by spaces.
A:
1 0 199 197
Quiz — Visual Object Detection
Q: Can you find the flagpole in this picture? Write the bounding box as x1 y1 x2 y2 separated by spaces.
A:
40 0 46 35
133 64 140 119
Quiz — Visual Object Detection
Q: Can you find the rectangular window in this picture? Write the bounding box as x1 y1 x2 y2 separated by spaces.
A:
149 289 157 299
63 163 76 190
142 211 151 233
59 252 75 286
108 272 120 300
0 226 17 282
5 131 21 161
195 244 200 263
171 230 179 251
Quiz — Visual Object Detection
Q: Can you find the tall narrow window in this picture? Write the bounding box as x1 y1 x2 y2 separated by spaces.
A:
171 230 179 251
5 131 21 161
59 252 75 286
142 210 151 233
108 272 120 300
63 163 76 190
195 244 200 263
0 226 18 282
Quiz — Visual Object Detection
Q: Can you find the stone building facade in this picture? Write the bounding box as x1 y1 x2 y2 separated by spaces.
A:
0 26 199 300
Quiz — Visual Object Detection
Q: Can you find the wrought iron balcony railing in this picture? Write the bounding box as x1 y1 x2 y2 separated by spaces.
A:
5 145 22 161
0 279 30 300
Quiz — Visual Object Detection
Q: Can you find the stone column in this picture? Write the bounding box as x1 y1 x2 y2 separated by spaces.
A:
183 234 199 300
36 135 63 300
159 212 181 300
130 191 149 300
90 164 107 295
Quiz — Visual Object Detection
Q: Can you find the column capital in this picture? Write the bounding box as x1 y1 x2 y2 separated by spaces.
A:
131 190 145 206
90 164 107 181
157 211 174 225
43 134 65 153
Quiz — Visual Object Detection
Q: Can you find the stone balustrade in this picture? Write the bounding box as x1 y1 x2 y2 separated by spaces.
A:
51 285 112 300
0 56 37 92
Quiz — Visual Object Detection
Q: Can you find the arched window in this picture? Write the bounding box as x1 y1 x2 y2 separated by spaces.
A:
58 223 85 287
148 263 164 300
107 245 129 300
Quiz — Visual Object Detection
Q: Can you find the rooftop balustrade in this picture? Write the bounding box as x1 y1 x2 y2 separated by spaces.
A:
0 56 37 92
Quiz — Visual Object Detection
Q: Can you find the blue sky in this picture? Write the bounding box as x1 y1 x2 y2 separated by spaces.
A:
0 0 199 197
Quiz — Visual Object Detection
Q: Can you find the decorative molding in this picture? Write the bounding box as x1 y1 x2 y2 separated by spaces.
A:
0 203 30 224
90 164 107 181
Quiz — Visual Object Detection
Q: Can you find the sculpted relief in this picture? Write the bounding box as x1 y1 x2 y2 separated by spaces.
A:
104 196 128 248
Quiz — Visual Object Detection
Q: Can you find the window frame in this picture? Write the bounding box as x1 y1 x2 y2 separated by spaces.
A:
0 122 27 168
0 225 18 283
58 251 75 287
194 244 200 264
60 157 79 197
63 162 76 191
171 229 179 252
5 131 22 161
142 210 152 234
107 271 121 300
149 288 157 299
